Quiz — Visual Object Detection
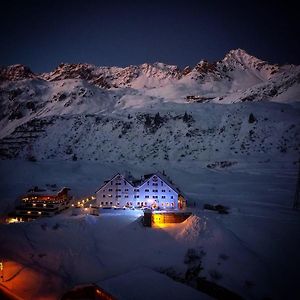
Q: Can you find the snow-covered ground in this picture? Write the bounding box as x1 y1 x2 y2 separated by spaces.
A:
0 159 299 299
0 49 299 299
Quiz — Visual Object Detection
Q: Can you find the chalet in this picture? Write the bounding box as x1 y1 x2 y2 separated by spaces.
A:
96 172 186 210
7 185 71 222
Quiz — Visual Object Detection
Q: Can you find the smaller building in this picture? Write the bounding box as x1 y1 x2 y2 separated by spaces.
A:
7 185 71 222
143 210 192 227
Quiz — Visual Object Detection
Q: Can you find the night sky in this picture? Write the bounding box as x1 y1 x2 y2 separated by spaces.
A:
1 0 299 73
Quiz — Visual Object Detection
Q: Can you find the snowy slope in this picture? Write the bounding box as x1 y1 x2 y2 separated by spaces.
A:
0 159 299 300
0 49 299 162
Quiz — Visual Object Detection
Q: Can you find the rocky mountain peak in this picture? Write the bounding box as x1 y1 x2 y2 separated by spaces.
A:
0 64 37 81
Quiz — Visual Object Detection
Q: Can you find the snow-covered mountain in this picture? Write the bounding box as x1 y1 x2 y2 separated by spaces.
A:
0 49 299 161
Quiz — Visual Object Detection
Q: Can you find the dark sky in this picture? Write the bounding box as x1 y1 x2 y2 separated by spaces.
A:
1 0 299 73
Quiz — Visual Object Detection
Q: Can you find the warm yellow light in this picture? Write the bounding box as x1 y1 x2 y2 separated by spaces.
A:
38 212 41 215
43 204 46 207
0 262 3 271
71 204 74 207
84 208 88 211
33 203 36 206
78 201 80 205
7 218 19 224
27 211 31 214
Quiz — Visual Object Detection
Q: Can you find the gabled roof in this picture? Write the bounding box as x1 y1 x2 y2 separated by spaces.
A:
25 186 70 196
95 173 134 193
95 172 182 196
139 172 180 194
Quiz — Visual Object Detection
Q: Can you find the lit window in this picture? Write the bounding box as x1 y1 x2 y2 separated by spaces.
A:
27 211 31 214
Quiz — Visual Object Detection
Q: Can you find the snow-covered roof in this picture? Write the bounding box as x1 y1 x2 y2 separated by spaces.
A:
95 173 134 193
138 172 180 194
25 186 70 196
95 172 181 195
98 268 212 300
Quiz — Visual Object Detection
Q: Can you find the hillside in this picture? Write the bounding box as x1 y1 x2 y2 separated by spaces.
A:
0 49 299 162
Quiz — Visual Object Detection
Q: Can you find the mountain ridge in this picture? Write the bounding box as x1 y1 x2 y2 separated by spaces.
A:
0 49 294 84
0 49 299 162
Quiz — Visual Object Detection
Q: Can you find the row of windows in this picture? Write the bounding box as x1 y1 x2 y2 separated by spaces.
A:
102 189 170 193
109 180 165 188
104 188 130 192
110 181 127 185
103 195 173 199
102 195 129 198
100 201 174 207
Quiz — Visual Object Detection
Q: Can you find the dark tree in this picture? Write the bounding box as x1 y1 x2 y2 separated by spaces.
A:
144 114 152 127
154 112 162 126
183 112 190 123
248 113 256 123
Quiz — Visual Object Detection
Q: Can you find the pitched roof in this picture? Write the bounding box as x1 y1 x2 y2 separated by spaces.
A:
139 172 180 194
95 173 134 193
95 172 182 195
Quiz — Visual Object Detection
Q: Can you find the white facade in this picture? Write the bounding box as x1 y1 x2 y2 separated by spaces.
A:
96 173 179 209
96 174 134 207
